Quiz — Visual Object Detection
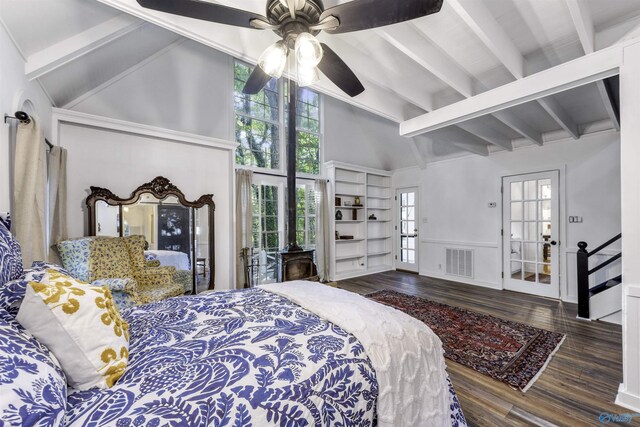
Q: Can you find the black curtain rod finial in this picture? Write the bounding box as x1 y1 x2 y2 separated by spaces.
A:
4 110 31 124
3 111 54 150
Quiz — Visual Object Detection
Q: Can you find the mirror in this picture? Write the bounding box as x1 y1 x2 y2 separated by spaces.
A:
87 177 215 292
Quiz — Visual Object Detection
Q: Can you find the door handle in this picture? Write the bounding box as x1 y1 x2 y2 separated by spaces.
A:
550 240 558 246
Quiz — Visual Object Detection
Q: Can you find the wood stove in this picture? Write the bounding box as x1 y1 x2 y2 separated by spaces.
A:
278 79 319 283
279 249 318 282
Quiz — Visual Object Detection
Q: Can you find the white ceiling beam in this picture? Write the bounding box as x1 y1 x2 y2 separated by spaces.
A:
491 110 542 145
377 24 474 98
455 122 513 151
25 14 145 81
452 141 489 157
400 44 623 137
597 79 620 131
447 0 524 79
566 0 620 131
320 36 432 112
381 20 542 146
335 33 517 156
449 0 580 140
537 97 579 139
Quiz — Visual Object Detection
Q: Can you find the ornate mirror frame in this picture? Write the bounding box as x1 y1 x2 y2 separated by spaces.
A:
86 176 215 291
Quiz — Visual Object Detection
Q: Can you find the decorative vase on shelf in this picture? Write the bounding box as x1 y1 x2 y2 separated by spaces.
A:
335 210 343 221
354 196 361 206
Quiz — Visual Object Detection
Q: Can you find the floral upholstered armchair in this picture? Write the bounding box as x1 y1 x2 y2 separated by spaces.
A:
56 235 184 309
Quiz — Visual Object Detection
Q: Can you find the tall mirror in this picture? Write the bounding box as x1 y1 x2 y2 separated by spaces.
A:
87 177 215 292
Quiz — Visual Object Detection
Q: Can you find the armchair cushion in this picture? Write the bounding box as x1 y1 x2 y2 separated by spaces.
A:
56 235 183 306
56 237 92 282
91 278 139 310
90 237 134 280
137 283 185 305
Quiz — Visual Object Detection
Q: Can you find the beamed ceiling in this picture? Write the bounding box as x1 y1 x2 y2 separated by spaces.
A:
1 0 637 164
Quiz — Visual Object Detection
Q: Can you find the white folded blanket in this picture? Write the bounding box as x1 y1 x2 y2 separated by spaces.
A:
261 281 451 427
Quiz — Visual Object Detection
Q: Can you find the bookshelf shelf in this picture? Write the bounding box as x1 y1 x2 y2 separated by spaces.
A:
326 161 394 281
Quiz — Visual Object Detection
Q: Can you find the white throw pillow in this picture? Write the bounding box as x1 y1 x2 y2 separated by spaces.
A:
17 269 129 390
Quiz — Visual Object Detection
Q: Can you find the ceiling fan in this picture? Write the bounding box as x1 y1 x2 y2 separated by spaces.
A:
137 0 444 97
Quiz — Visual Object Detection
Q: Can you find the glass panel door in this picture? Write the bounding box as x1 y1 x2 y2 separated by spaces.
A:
397 188 419 273
503 171 559 298
252 181 284 284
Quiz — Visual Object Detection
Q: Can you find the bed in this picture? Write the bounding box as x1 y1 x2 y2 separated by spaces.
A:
61 283 466 427
1 279 466 426
1 210 466 426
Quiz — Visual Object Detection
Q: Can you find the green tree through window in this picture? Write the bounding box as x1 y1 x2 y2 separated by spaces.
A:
285 82 321 175
234 62 280 170
235 61 321 282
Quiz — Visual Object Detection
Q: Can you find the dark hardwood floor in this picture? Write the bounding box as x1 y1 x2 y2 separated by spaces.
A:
337 270 638 427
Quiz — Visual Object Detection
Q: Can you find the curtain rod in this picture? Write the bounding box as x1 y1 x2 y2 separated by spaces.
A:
236 168 329 182
4 111 54 149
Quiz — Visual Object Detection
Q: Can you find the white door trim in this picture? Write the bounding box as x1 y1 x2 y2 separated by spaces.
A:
501 170 561 299
396 187 420 273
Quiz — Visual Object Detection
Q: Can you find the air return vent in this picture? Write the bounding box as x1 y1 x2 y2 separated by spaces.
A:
446 248 474 278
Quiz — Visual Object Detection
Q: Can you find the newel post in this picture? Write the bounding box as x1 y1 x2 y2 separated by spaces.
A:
577 241 590 319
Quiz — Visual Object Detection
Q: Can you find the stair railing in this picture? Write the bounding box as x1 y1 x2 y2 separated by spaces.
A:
577 233 622 319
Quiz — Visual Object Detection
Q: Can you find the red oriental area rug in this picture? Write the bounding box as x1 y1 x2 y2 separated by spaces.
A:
366 289 565 391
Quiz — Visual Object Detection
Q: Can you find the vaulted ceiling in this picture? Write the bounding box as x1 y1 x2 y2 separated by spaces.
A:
1 0 637 164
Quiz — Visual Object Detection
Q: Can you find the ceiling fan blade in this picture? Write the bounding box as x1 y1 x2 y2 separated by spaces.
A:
317 43 365 97
137 0 269 29
320 0 444 34
243 66 273 95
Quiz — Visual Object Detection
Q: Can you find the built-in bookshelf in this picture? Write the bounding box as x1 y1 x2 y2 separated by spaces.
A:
325 161 393 281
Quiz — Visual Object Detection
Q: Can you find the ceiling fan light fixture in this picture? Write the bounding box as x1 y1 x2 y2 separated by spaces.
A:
297 65 320 87
258 40 289 78
295 32 323 68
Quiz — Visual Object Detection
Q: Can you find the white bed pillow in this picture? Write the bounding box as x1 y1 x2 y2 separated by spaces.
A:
16 269 129 390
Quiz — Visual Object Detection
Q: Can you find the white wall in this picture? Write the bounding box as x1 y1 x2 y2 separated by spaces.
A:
394 130 621 302
58 119 235 290
0 22 53 213
71 40 234 141
323 96 418 171
69 39 420 172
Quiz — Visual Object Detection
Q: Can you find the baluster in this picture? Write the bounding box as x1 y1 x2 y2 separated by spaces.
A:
577 241 590 319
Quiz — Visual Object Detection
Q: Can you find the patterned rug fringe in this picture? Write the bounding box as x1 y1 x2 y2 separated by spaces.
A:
521 334 566 392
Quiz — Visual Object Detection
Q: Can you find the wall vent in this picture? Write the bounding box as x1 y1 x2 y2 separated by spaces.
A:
446 248 474 279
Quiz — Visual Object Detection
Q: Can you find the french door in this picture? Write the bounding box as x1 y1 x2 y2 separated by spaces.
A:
502 171 560 298
396 188 419 273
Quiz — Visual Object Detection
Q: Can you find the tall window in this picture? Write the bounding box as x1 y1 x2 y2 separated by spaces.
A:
296 183 316 249
234 62 280 170
252 183 281 283
285 83 322 176
235 60 322 283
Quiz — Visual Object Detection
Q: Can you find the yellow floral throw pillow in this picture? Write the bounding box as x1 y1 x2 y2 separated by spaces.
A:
16 269 129 390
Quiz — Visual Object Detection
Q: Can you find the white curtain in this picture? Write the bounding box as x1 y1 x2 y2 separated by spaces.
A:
48 146 68 263
236 169 254 288
14 116 47 266
315 179 330 282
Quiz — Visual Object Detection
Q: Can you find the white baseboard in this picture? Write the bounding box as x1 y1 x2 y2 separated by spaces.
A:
419 270 502 290
616 384 640 412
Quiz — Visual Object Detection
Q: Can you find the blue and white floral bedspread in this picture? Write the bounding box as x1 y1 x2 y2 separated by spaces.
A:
64 288 466 426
